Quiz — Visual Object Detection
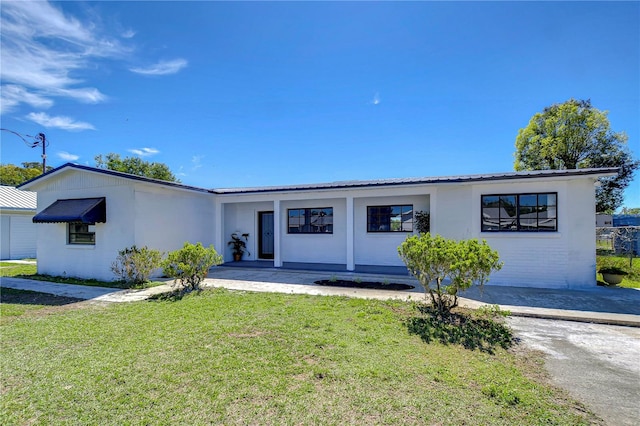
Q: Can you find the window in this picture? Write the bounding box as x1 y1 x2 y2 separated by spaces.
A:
288 208 333 233
367 205 413 232
68 223 96 244
481 193 557 232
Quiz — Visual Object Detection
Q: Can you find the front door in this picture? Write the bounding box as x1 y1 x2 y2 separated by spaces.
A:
258 211 274 259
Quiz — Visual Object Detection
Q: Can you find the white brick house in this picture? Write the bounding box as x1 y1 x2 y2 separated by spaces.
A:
19 163 617 289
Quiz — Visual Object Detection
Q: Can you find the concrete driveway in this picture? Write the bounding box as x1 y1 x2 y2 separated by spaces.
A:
507 317 640 426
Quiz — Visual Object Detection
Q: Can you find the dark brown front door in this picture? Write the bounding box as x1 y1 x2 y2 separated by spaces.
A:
258 211 274 259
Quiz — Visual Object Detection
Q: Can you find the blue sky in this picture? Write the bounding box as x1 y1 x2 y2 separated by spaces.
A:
1 1 638 207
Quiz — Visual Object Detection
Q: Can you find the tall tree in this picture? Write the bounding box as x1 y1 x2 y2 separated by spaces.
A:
514 99 639 213
0 162 52 186
95 153 180 183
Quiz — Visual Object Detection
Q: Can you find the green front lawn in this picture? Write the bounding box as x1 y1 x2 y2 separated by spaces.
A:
0 262 36 277
1 289 599 425
0 261 164 289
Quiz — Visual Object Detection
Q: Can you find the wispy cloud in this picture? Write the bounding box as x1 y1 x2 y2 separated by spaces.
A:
57 151 80 161
0 85 54 114
192 155 203 170
0 1 127 113
128 147 160 157
130 59 188 76
371 92 381 105
121 29 136 39
26 112 95 131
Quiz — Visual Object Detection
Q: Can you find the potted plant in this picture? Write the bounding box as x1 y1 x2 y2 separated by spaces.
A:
598 266 628 286
228 233 250 261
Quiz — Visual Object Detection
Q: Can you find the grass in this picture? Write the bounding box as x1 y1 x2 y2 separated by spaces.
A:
1 288 601 425
0 288 83 320
596 254 640 288
0 261 165 289
0 262 37 277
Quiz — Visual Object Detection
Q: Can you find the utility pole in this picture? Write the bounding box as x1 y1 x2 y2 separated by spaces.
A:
0 128 48 173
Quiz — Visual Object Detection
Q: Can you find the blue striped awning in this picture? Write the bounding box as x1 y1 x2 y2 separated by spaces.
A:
33 197 106 224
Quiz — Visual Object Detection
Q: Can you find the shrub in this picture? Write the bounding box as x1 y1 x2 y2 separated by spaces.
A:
162 242 223 292
414 210 430 234
111 245 163 287
398 233 503 315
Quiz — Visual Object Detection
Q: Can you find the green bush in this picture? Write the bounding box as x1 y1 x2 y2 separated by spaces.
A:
111 245 163 287
398 233 503 315
162 242 223 292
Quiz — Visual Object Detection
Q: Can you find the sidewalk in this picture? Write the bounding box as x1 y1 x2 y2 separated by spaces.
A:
2 266 640 327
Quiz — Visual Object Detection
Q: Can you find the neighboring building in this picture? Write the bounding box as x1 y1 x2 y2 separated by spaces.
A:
612 215 640 227
596 214 613 227
19 163 617 289
0 186 37 260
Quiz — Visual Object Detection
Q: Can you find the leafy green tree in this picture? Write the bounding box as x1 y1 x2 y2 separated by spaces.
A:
514 99 639 213
162 242 223 292
95 153 179 183
0 162 49 186
398 233 502 315
620 207 640 215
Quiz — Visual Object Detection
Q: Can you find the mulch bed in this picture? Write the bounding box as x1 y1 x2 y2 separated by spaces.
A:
314 279 414 291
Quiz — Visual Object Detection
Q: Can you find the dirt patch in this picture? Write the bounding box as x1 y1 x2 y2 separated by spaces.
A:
1 288 84 306
314 279 414 291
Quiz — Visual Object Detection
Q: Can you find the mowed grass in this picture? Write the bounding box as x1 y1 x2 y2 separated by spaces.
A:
0 261 164 289
1 288 599 425
0 288 83 320
0 261 37 277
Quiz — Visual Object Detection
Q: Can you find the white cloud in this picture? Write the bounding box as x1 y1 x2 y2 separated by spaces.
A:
0 1 126 113
26 112 95 131
130 59 188 76
0 85 54 114
121 29 136 39
192 155 203 170
371 92 381 105
128 147 160 157
57 151 80 161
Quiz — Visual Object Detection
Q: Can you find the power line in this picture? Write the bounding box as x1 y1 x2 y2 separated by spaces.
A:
0 128 49 173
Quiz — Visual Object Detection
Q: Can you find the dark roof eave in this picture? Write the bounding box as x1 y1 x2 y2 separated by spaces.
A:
18 163 213 194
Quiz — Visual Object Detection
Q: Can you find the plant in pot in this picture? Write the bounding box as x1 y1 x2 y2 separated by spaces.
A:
228 233 250 262
598 266 628 286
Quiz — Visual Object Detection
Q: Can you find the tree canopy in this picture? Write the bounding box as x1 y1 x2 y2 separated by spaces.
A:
514 99 639 213
95 153 180 183
0 162 52 186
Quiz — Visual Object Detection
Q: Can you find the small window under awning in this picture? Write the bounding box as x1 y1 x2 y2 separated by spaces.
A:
33 197 106 224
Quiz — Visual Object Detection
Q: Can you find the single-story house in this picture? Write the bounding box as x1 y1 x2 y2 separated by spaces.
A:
0 186 37 260
19 163 618 289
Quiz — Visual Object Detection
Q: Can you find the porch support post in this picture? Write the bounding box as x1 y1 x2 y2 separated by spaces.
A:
273 199 282 267
214 200 224 260
346 195 355 271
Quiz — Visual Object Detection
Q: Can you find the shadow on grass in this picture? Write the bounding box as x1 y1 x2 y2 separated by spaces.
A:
406 304 514 354
0 288 84 307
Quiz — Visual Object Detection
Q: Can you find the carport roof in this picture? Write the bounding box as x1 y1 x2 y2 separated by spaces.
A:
0 186 37 211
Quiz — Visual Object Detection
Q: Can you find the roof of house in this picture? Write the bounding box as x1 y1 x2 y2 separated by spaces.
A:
19 163 210 194
0 186 37 211
18 162 619 195
214 167 620 194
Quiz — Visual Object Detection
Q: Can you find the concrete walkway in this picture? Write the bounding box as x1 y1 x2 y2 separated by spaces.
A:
2 266 640 326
